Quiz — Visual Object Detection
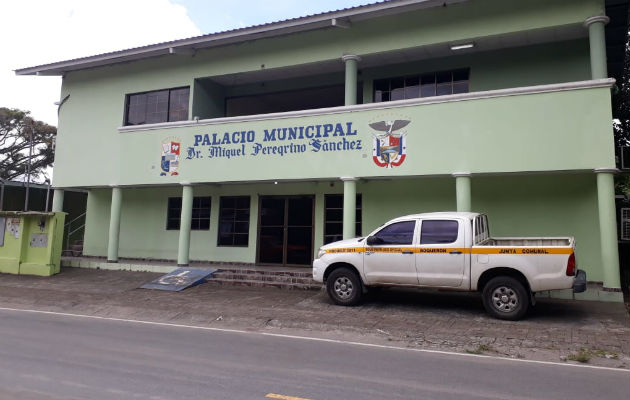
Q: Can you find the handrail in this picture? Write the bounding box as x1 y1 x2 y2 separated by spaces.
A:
64 212 86 250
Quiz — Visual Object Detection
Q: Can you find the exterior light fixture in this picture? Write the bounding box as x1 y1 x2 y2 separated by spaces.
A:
274 181 278 185
450 42 474 51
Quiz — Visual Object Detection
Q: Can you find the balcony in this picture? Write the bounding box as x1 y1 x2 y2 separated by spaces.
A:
54 79 616 188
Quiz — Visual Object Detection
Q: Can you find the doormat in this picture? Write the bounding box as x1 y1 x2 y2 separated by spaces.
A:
140 268 216 291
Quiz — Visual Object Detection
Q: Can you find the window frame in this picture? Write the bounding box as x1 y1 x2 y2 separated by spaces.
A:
165 196 211 231
323 194 362 245
217 196 251 247
373 68 469 103
124 86 190 126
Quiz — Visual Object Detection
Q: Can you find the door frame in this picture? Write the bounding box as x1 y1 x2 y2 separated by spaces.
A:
255 194 315 267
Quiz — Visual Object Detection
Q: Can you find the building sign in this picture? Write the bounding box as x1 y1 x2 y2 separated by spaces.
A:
160 119 412 176
183 122 363 161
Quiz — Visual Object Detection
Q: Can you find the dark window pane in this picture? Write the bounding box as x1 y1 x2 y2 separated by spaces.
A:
198 219 210 230
235 209 250 221
198 197 210 208
146 90 169 124
218 196 250 246
236 197 250 209
234 222 249 234
233 234 248 246
420 220 459 244
421 84 436 97
436 84 453 96
452 82 469 94
325 208 343 222
168 87 189 122
261 198 285 226
127 94 146 125
436 71 452 84
421 73 436 85
221 197 235 209
453 68 469 82
169 197 182 208
167 218 180 230
404 85 420 99
374 91 383 102
220 208 235 219
373 79 389 91
391 88 405 101
405 76 419 87
390 77 404 90
374 221 416 245
325 195 343 209
381 92 390 102
288 197 313 226
218 233 232 246
325 222 343 236
197 208 210 219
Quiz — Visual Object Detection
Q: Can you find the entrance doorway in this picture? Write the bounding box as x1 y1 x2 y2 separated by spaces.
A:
257 196 314 266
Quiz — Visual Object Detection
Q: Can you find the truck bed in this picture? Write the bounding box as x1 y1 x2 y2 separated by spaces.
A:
477 237 573 247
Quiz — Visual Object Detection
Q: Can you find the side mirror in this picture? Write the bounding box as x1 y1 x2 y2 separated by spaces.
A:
366 236 383 246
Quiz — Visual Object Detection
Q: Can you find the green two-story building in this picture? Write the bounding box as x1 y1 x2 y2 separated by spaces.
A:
17 0 628 299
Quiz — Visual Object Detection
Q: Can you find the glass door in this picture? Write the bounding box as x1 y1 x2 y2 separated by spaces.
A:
258 196 314 266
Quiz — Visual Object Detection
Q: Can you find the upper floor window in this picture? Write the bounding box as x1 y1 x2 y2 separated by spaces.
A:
125 87 190 126
374 69 469 102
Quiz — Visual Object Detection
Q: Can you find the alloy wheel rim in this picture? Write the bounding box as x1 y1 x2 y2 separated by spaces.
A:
334 276 354 299
491 285 519 313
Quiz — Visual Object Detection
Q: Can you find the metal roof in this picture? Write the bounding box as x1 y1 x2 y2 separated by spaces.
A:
15 0 467 76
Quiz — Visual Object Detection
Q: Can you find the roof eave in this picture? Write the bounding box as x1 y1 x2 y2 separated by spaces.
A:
14 0 467 76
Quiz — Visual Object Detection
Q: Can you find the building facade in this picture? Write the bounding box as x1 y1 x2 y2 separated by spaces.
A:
17 0 629 298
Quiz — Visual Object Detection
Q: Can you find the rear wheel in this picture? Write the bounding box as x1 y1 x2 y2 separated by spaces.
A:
326 267 363 306
482 276 529 320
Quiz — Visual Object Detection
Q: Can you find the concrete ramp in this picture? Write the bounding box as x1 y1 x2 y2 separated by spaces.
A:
140 268 216 291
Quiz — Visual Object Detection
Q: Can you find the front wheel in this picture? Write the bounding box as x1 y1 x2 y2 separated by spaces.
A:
482 276 529 320
326 267 363 306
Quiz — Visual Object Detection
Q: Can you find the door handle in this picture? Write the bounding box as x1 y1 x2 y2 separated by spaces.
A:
402 250 413 254
449 250 462 254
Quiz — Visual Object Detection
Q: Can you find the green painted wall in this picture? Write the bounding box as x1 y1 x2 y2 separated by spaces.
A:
54 0 605 188
83 173 603 281
361 39 591 101
54 84 615 188
192 79 226 120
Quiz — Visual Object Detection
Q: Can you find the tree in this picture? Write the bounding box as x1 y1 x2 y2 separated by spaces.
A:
0 107 56 182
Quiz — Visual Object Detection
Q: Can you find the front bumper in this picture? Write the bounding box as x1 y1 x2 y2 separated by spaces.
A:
312 258 326 283
572 269 587 293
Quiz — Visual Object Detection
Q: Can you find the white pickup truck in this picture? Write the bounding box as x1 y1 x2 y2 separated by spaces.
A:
313 212 586 320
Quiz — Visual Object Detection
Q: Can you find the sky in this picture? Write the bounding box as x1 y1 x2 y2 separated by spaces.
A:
1 0 373 126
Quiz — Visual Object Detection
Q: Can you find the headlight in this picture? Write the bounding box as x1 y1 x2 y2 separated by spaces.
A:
317 248 326 259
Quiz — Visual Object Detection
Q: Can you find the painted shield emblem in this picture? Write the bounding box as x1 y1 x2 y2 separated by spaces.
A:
370 120 410 168
160 138 181 176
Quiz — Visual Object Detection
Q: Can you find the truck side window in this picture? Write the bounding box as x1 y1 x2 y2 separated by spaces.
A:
373 221 416 245
421 220 459 244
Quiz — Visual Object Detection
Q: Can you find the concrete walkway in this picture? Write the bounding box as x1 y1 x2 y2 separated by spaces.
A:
0 267 628 369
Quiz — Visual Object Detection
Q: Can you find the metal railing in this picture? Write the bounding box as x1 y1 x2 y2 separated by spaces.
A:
64 212 86 250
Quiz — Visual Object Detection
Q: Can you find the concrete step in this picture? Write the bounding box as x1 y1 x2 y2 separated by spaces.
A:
210 272 315 285
205 278 321 291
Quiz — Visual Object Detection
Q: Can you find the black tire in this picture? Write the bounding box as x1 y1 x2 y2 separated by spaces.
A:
326 267 363 306
482 276 529 320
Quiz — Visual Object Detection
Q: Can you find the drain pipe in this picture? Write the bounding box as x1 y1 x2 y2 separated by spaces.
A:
44 179 51 212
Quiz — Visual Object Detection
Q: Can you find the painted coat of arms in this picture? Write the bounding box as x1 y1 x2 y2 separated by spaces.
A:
369 120 410 168
160 138 181 176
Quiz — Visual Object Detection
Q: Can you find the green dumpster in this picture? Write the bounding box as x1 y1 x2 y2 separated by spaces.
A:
0 211 66 276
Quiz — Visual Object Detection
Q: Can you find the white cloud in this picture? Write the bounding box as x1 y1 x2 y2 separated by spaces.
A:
1 0 201 125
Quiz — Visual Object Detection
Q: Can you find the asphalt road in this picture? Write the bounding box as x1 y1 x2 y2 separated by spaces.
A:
0 308 627 400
